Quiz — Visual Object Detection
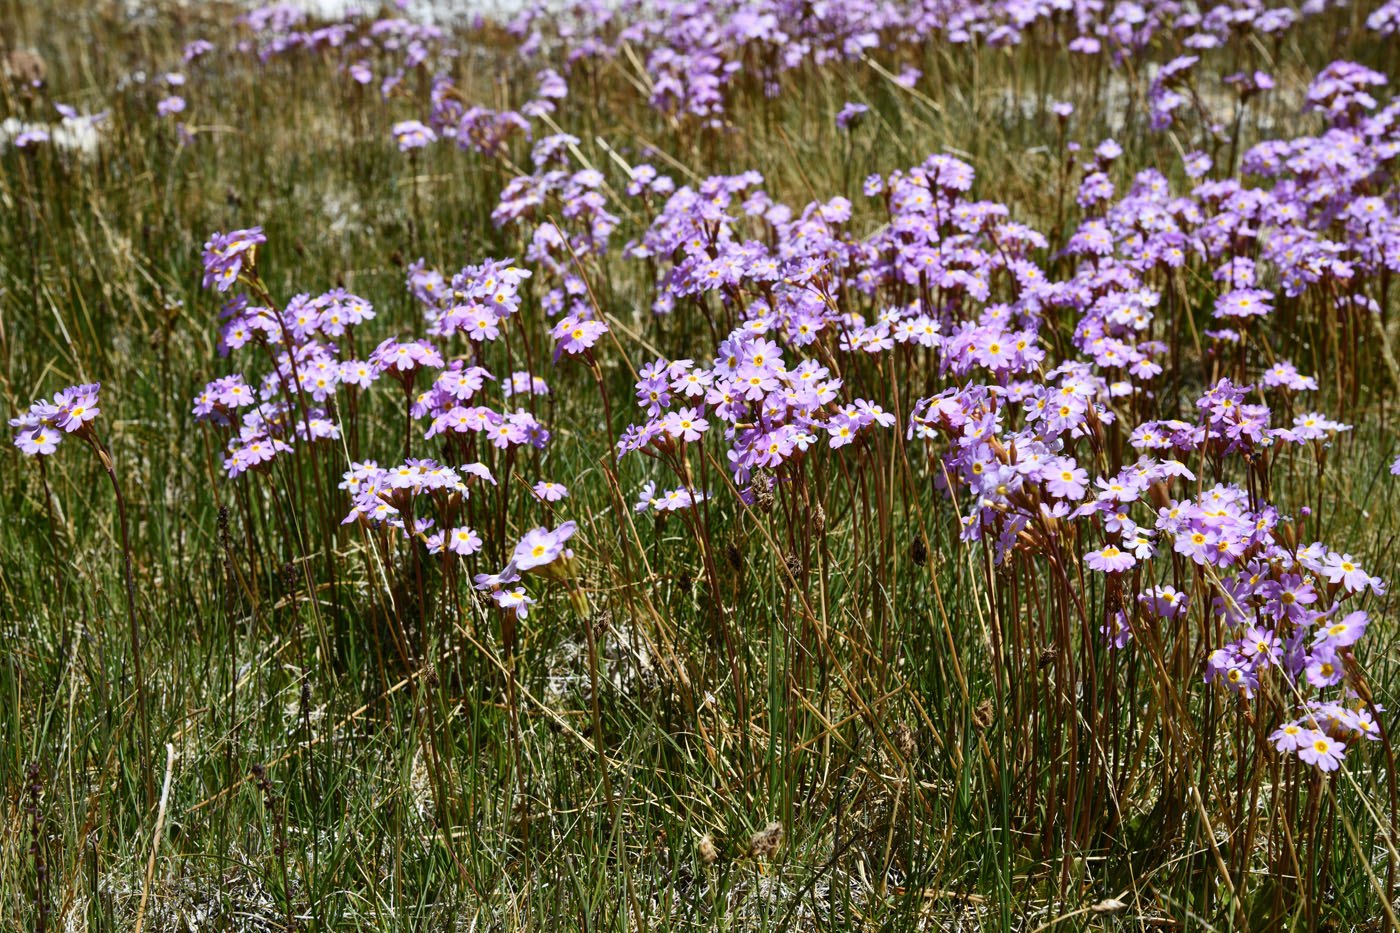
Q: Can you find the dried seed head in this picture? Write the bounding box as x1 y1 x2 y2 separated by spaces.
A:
892 722 917 760
592 608 612 640
752 469 774 514
910 535 928 567
676 571 693 593
971 699 996 731
1038 647 1057 669
698 833 718 865
1090 898 1127 914
785 552 803 582
749 821 785 859
726 542 744 574
811 503 826 535
216 505 231 548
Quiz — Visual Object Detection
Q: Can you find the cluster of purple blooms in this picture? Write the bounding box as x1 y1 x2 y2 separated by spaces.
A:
201 227 267 292
495 0 1371 125
10 383 102 455
153 0 1396 174
82 0 1394 774
190 182 584 620
552 52 1391 771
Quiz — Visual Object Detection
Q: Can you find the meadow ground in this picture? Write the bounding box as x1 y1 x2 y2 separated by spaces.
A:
2 0 1400 929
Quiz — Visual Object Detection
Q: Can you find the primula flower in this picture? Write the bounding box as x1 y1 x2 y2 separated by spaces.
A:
532 481 569 502
392 120 437 151
1183 151 1212 178
14 424 60 456
663 407 708 442
1271 721 1309 752
1045 458 1088 499
1319 551 1376 593
1314 610 1368 648
446 526 483 556
493 586 535 619
54 384 101 434
1085 544 1136 573
10 387 94 455
202 227 266 292
649 487 697 511
511 520 578 572
835 102 869 129
1262 361 1318 391
1305 649 1345 688
183 39 213 62
16 127 49 147
1214 288 1273 319
1297 731 1346 771
551 316 609 359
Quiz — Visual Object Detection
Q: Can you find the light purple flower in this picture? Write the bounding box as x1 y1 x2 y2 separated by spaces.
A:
511 520 578 572
532 481 569 502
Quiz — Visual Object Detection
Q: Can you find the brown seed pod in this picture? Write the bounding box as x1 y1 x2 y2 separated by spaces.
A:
892 722 917 760
748 821 785 859
698 833 718 865
971 699 996 731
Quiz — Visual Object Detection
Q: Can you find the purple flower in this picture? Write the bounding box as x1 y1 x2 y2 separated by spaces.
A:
15 127 49 147
492 586 535 619
1085 544 1136 573
13 424 60 456
532 481 569 502
1296 732 1345 771
369 337 443 377
835 102 869 129
662 407 708 442
157 95 186 117
1271 721 1308 752
1183 151 1212 178
54 384 101 433
511 520 578 572
201 227 266 292
446 526 483 556
1214 289 1273 319
551 316 609 359
392 120 437 151
1315 610 1368 649
1320 552 1373 593
183 39 214 62
1305 649 1345 688
1044 458 1088 499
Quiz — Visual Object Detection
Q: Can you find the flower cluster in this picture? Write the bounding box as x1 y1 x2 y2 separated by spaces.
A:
11 383 101 455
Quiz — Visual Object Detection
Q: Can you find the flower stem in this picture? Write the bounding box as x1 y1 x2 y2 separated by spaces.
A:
94 437 154 805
